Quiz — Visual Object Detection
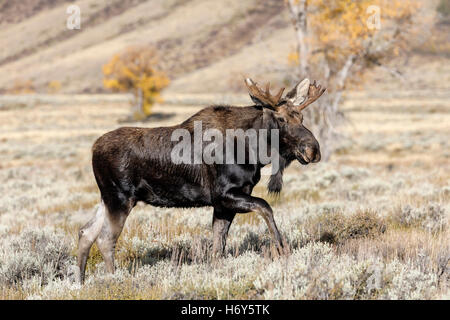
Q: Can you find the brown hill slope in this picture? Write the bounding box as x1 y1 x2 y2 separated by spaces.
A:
0 0 288 93
0 0 448 94
0 0 72 25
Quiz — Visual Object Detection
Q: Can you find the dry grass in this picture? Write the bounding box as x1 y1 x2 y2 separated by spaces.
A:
0 92 449 299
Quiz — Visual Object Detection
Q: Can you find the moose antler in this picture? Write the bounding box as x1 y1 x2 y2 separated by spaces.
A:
291 80 326 111
245 78 285 109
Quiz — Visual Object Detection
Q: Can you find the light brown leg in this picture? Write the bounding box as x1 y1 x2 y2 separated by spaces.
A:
95 210 128 274
77 202 105 284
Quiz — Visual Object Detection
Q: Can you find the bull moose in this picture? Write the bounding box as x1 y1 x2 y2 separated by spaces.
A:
77 78 325 283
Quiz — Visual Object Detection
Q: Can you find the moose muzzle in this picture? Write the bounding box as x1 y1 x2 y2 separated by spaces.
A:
298 143 321 164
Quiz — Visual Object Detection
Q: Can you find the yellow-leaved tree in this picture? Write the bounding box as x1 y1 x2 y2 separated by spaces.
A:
103 46 170 120
285 0 432 159
8 79 35 94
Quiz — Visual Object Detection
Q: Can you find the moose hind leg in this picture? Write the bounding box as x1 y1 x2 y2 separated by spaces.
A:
212 208 236 257
95 202 131 274
77 202 105 284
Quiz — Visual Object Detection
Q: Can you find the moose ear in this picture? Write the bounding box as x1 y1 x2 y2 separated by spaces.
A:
286 78 310 106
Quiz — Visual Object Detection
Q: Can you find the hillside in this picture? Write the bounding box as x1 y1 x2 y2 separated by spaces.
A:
0 0 449 94
0 0 289 93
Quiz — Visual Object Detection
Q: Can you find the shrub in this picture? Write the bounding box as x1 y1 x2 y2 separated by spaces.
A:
254 243 438 300
306 210 386 244
47 80 62 93
0 229 73 286
103 46 170 120
391 204 447 233
7 79 35 94
437 0 450 17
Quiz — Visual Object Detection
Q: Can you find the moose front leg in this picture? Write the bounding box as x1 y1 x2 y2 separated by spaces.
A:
219 191 284 253
212 207 236 257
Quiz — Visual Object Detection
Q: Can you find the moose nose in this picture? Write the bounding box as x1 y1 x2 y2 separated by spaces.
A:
303 145 321 163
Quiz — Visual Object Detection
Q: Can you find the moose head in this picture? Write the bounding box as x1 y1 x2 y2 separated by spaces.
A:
245 78 325 166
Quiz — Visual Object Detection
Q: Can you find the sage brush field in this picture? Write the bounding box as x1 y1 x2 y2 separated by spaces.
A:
0 95 448 299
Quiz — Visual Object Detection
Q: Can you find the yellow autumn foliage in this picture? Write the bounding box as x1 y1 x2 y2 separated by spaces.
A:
103 46 169 119
310 0 420 56
289 0 421 82
47 80 62 93
8 79 35 94
285 0 426 158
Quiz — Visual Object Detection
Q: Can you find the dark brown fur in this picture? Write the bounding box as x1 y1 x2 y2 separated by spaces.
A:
77 79 325 283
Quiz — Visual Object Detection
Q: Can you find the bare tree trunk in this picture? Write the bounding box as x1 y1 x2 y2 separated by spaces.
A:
286 1 356 161
331 54 356 112
133 87 144 120
317 55 356 160
287 0 309 78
